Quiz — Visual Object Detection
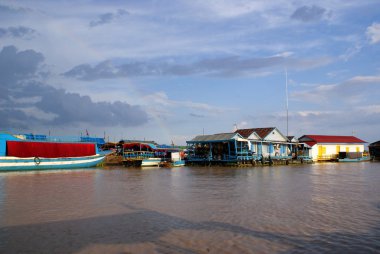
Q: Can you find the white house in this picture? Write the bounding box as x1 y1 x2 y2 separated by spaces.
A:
235 127 291 158
298 135 366 161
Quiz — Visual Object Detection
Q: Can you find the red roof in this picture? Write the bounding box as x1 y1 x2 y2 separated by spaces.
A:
299 135 366 146
235 127 275 139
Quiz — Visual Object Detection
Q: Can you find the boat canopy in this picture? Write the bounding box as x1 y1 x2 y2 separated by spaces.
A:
123 142 157 151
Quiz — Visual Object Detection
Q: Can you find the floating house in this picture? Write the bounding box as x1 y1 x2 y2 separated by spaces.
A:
369 141 380 161
235 127 293 160
298 135 367 162
186 133 252 165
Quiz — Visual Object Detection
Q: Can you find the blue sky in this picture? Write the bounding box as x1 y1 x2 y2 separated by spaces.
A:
1 0 379 145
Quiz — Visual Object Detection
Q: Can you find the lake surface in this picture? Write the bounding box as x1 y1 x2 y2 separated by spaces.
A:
0 162 379 253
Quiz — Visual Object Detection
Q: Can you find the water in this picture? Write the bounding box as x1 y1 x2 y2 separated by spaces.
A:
0 163 379 253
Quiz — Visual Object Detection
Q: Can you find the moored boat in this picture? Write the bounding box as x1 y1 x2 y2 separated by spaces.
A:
122 142 162 167
141 157 162 167
337 156 371 162
172 159 185 167
0 133 105 171
156 148 185 167
337 151 370 163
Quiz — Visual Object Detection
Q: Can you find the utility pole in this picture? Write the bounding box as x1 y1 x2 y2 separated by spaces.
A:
285 68 289 137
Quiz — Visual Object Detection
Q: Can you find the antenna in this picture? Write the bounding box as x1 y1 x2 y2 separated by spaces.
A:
285 67 289 137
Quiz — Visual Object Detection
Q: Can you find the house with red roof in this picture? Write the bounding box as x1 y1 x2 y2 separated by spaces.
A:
298 135 366 161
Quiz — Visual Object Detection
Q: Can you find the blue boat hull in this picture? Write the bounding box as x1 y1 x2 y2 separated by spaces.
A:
172 160 185 167
0 154 105 171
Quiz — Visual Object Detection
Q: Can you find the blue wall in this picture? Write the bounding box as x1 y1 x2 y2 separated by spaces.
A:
0 134 20 156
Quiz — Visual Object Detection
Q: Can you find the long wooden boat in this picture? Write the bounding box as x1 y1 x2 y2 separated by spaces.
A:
0 133 105 171
337 156 371 162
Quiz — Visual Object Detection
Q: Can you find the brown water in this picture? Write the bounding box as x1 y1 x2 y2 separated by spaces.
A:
0 162 379 254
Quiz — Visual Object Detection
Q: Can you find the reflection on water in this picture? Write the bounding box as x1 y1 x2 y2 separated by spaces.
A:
0 163 379 253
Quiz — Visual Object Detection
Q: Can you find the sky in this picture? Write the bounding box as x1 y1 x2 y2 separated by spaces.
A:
1 0 380 145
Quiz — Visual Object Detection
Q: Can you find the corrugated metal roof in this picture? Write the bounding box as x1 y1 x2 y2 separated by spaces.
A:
190 133 240 142
287 136 297 141
235 127 275 139
299 135 366 144
369 141 380 147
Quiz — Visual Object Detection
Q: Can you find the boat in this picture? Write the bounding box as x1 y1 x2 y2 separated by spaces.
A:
172 159 185 167
336 150 370 163
156 148 185 167
337 152 371 162
141 157 162 167
122 142 162 167
0 133 106 171
337 156 371 162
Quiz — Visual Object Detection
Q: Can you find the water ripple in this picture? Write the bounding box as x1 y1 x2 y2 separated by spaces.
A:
0 163 379 253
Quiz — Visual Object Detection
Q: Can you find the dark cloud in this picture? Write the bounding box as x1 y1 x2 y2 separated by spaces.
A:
0 46 148 130
0 45 44 85
0 4 31 22
89 9 129 27
63 55 289 80
0 4 29 15
34 85 148 126
0 26 36 39
291 5 326 22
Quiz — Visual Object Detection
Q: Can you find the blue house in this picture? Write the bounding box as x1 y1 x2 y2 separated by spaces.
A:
186 133 252 164
235 127 293 160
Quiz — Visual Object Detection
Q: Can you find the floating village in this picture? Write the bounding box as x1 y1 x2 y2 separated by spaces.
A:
0 126 379 171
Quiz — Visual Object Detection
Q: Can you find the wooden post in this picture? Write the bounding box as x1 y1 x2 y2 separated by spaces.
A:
228 141 231 160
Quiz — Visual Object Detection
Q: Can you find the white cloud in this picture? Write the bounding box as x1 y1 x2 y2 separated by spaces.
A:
339 43 363 61
291 74 380 107
142 91 234 116
366 22 380 44
272 51 294 58
189 0 268 18
348 75 380 83
296 110 338 117
19 106 58 121
357 105 380 114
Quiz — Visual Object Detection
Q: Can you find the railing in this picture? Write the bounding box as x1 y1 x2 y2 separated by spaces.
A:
123 151 156 159
186 154 254 162
317 154 338 161
271 155 293 160
297 155 313 161
186 154 212 161
18 134 105 144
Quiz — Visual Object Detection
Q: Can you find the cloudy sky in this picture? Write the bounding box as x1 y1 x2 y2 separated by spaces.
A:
1 0 380 144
